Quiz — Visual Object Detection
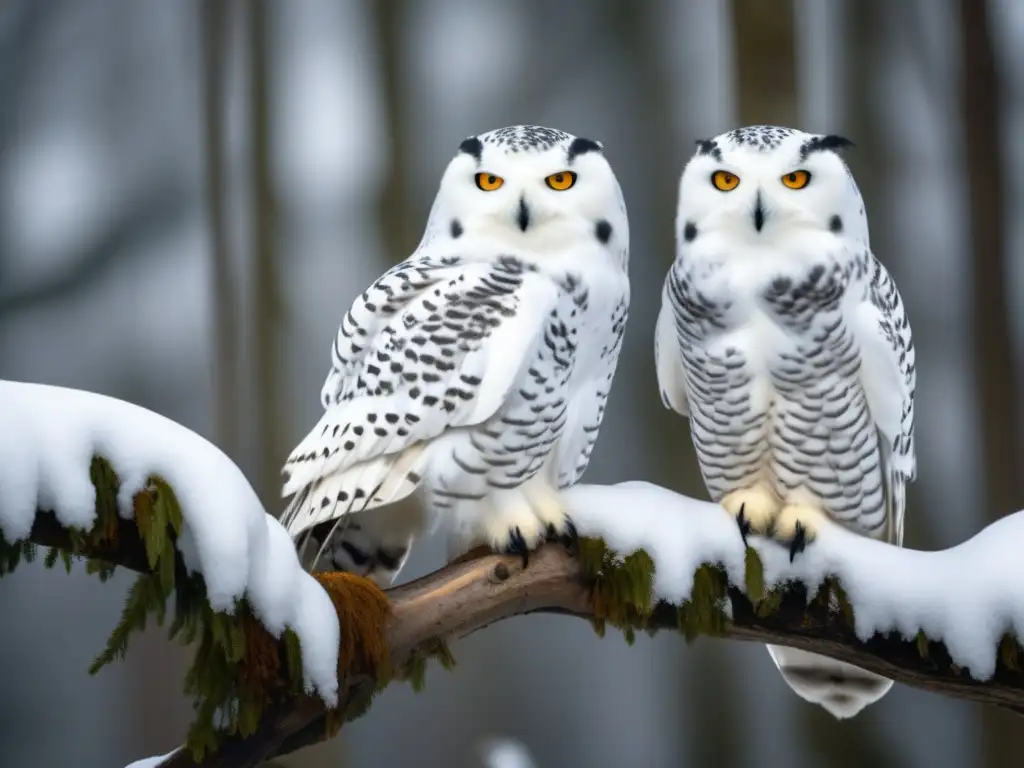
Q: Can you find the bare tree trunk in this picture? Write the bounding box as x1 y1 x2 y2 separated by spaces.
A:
960 0 1021 519
959 1 1021 764
202 0 238 460
247 0 282 506
368 0 414 261
732 0 798 127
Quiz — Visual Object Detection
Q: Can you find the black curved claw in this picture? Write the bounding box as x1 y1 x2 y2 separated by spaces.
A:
506 526 530 568
736 503 751 546
788 521 808 562
559 517 580 555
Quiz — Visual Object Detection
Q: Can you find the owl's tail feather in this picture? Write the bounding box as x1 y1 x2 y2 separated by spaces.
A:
281 443 429 541
766 645 894 719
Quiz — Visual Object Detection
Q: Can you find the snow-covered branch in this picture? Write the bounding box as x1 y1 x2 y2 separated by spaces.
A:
4 381 1024 768
123 537 1024 766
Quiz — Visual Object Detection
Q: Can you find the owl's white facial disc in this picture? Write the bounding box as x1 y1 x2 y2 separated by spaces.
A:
676 125 868 252
425 124 628 261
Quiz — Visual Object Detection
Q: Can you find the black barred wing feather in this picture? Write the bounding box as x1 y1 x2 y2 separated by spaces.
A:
281 255 560 534
851 253 916 544
320 256 462 408
553 293 629 488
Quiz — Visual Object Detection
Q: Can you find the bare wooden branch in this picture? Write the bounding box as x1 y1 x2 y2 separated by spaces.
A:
23 520 1024 767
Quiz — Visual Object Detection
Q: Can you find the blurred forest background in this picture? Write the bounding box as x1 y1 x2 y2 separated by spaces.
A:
1 1 1022 766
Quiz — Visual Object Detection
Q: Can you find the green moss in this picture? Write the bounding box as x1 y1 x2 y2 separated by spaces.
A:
916 630 930 659
744 546 765 602
833 582 855 625
333 637 458 733
578 537 656 643
0 536 30 576
394 638 457 692
999 633 1022 671
677 564 729 641
579 536 735 644
0 456 324 762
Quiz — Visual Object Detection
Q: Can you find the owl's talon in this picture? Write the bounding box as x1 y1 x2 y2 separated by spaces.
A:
559 517 580 555
736 503 751 546
720 486 780 539
773 504 825 561
789 522 807 562
505 526 530 568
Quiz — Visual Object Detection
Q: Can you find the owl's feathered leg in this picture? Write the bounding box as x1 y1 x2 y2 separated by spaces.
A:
520 478 579 554
481 489 547 567
551 517 580 554
773 503 831 561
719 484 782 544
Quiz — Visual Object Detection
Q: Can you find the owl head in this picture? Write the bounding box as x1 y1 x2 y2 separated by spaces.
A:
420 125 628 262
676 125 867 251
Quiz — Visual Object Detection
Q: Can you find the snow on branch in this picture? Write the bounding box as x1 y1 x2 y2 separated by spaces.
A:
144 508 1024 766
4 381 1024 768
0 381 346 761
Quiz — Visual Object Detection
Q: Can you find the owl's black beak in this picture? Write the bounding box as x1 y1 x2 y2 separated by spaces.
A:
753 192 766 232
516 195 531 232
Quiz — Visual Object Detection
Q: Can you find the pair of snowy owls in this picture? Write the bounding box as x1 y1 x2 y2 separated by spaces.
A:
280 124 915 718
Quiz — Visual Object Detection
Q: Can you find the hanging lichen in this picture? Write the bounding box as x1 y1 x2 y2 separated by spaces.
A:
394 638 458 693
0 536 33 576
677 563 729 641
743 546 766 601
579 536 736 643
999 633 1022 671
0 453 404 761
578 537 656 643
8 450 1024 759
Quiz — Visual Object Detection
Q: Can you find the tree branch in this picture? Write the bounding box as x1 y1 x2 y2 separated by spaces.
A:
23 516 1024 767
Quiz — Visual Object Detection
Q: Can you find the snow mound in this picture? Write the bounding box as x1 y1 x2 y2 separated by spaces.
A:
565 481 1024 681
0 380 340 705
124 748 180 768
478 737 538 768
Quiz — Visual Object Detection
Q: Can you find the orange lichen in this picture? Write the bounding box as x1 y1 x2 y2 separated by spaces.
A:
314 571 391 678
238 610 283 706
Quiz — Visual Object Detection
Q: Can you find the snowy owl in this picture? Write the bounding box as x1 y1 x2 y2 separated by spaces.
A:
655 125 915 717
281 124 630 580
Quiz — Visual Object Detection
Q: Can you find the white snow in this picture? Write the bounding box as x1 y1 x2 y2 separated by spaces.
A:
0 380 340 705
123 748 180 768
565 481 1024 682
478 737 538 768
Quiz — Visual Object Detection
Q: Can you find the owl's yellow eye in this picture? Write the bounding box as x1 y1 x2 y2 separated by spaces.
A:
711 170 740 191
475 173 504 191
781 170 811 189
545 171 577 191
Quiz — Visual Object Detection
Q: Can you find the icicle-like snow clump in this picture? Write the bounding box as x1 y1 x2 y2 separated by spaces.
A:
566 481 1024 682
0 380 340 705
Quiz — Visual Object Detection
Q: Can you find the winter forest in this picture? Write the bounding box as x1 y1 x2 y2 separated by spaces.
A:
2 1 1024 767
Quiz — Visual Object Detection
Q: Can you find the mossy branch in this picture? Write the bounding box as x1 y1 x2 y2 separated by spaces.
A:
186 540 1024 766
6 467 1024 767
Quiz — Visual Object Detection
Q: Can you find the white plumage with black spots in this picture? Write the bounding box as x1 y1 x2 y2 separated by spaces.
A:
282 125 630 577
656 125 915 718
